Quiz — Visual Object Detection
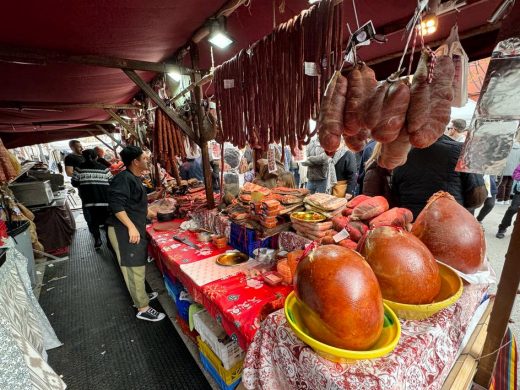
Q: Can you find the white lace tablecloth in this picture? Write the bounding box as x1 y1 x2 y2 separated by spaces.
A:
243 283 488 390
0 238 65 390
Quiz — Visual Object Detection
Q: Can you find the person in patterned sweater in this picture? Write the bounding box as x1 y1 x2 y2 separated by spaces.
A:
71 149 112 249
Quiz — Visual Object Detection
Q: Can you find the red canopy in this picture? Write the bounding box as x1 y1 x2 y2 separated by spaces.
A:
0 0 504 148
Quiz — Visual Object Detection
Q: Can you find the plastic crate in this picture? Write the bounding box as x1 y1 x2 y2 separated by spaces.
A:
193 310 245 370
229 222 272 258
164 275 192 323
198 337 243 390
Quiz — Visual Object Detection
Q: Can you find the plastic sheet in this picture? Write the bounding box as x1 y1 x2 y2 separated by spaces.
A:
457 37 520 174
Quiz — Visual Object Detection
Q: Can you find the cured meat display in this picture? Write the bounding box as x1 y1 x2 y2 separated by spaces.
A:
153 108 187 183
214 0 343 151
360 226 441 304
295 245 384 350
378 126 412 170
406 50 455 148
411 191 486 274
318 71 348 156
343 63 378 136
366 76 411 144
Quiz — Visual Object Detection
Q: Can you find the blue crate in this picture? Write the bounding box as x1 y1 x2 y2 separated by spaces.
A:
229 222 273 258
163 275 191 323
199 352 241 390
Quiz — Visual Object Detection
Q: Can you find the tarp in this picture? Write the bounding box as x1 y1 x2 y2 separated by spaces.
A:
0 0 504 148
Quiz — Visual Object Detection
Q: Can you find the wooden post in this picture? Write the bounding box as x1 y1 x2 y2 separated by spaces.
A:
474 214 520 387
122 69 197 142
474 3 520 387
194 86 215 209
190 44 215 209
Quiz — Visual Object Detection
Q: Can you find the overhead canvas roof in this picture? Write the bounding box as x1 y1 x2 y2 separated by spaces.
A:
0 0 505 148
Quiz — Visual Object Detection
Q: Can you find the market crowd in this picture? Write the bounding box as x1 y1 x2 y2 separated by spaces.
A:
64 117 520 323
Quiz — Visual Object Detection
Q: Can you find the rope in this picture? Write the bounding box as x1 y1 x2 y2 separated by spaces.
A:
397 12 421 72
352 0 360 29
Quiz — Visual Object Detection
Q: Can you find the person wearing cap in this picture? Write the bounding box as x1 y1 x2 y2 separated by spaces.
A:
107 146 165 322
446 119 467 143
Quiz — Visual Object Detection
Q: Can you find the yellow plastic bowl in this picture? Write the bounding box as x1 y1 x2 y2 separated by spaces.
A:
284 292 401 363
383 262 463 320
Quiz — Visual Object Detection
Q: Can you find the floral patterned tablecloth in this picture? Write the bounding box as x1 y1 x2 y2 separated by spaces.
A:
243 283 489 390
147 220 292 349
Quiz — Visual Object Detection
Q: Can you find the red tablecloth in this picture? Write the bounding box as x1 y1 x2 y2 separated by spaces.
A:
242 283 489 390
147 220 292 349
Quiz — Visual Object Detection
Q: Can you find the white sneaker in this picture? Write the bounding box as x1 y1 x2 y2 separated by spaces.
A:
136 307 166 322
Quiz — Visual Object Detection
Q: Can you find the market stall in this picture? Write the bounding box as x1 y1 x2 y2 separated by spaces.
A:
0 0 518 388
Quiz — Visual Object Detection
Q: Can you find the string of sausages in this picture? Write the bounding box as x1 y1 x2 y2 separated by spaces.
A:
214 0 343 152
153 108 187 184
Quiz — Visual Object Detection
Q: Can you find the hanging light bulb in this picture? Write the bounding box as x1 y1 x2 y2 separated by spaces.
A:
420 13 438 36
167 71 182 82
208 17 234 49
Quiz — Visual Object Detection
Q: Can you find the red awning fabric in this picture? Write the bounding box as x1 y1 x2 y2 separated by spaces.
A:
0 0 505 148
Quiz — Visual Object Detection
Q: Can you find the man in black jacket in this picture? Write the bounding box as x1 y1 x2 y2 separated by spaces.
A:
107 146 164 322
392 135 487 218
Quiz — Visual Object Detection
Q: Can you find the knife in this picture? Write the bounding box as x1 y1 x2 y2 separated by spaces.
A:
173 235 201 250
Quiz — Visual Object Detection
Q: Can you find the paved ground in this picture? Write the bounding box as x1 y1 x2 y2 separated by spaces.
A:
477 202 520 347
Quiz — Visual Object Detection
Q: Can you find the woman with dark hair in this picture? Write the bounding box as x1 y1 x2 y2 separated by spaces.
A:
71 149 112 249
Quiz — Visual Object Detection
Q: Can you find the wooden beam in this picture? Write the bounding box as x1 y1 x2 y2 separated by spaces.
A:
172 73 214 102
28 120 116 126
0 45 196 74
96 125 123 149
474 215 520 386
0 101 140 111
123 69 197 142
87 131 119 156
190 45 215 209
105 109 141 141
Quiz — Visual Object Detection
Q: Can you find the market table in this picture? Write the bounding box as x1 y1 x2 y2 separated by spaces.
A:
147 220 292 349
242 283 489 390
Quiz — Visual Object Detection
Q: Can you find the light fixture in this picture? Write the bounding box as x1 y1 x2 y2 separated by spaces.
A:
207 17 234 49
419 13 438 36
167 71 182 82
308 0 321 3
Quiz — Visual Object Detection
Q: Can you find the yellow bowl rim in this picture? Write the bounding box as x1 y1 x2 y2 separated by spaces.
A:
382 262 463 312
284 291 401 359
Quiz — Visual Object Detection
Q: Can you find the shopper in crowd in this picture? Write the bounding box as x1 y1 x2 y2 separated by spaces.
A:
497 141 520 204
64 139 84 177
356 139 376 195
71 149 112 250
392 134 487 218
471 175 497 223
332 146 357 198
180 155 204 182
446 119 467 142
363 143 393 203
276 171 296 188
94 146 112 168
496 163 520 238
301 138 329 194
107 146 165 322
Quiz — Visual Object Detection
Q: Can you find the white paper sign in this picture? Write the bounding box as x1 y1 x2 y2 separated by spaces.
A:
304 62 318 76
267 145 277 173
223 79 235 89
333 229 349 243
